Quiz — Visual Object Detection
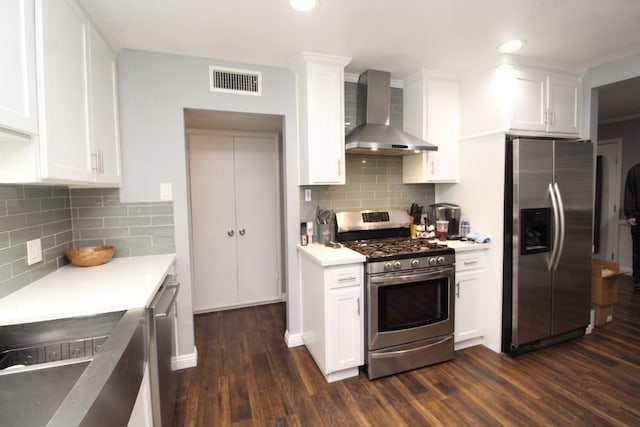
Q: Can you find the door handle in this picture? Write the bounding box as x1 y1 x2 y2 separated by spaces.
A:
548 182 560 271
553 182 565 271
227 229 234 237
239 228 246 236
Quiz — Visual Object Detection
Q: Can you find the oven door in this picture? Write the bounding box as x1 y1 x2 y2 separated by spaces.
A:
367 266 455 351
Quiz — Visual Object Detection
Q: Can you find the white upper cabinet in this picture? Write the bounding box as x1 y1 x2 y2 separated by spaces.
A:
0 0 38 136
87 24 121 185
402 70 460 183
292 52 351 185
37 0 121 185
37 0 94 182
0 0 120 185
509 67 580 135
460 61 581 139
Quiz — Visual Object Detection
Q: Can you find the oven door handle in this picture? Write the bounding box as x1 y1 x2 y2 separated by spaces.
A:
369 268 453 285
370 335 453 359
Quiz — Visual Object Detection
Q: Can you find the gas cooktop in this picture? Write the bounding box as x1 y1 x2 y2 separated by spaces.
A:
340 237 453 261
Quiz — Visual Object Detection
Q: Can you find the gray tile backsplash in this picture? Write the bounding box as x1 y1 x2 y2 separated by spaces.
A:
0 185 175 298
300 82 435 222
300 155 435 221
70 188 175 258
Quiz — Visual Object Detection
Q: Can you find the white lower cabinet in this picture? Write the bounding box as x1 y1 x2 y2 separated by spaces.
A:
300 254 363 382
454 250 485 350
128 362 153 427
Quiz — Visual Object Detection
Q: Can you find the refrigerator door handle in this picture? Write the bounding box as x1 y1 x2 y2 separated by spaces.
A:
548 182 561 271
552 182 566 271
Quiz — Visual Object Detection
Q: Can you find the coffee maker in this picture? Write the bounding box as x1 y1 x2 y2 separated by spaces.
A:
428 203 462 239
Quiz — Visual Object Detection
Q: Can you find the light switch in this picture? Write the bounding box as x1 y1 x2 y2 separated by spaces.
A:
27 238 42 265
304 189 311 201
160 183 173 201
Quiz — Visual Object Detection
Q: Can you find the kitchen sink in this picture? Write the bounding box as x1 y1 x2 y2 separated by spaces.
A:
0 308 145 427
0 358 92 427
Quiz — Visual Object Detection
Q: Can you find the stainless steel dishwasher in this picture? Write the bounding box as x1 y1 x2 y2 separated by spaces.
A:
148 275 180 427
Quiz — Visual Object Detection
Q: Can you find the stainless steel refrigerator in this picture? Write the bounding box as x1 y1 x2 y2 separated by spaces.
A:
502 137 594 355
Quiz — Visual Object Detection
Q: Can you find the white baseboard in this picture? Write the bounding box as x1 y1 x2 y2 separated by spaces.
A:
171 346 198 370
284 330 305 347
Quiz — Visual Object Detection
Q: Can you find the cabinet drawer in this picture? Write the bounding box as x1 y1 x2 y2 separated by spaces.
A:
326 265 362 289
456 252 483 272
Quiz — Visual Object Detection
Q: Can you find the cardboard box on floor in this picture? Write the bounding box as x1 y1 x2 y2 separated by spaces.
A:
594 304 614 326
592 258 624 305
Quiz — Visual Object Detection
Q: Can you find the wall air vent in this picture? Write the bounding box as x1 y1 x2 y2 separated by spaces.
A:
209 66 262 96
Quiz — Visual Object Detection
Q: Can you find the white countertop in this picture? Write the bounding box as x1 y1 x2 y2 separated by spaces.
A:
297 239 488 266
444 239 491 252
0 254 176 326
297 243 366 266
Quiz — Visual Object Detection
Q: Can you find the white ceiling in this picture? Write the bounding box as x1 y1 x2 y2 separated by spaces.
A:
78 0 640 121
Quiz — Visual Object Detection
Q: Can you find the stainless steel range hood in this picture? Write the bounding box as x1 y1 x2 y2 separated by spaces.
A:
345 70 437 155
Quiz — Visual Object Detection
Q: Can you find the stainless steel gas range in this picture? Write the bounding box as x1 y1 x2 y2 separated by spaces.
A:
335 210 455 379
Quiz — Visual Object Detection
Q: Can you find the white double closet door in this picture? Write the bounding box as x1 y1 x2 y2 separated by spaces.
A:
189 130 280 312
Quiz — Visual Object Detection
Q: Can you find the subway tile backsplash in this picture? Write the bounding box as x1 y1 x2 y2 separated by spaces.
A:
0 185 175 298
70 188 175 258
300 155 435 221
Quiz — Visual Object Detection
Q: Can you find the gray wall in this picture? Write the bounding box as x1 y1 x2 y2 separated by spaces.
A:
116 49 300 357
0 185 175 299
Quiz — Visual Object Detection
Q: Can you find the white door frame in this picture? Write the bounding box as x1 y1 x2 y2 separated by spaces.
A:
596 138 623 261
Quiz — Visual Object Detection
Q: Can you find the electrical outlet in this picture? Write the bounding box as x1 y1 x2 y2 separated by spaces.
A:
26 238 42 265
305 189 311 201
160 183 173 201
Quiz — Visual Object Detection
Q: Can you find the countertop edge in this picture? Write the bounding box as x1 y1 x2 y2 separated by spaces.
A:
298 244 366 266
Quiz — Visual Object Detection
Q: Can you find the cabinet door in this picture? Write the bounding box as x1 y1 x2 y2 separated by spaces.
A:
88 25 121 185
37 0 93 182
454 269 483 343
294 53 350 186
402 75 459 183
547 74 580 135
425 79 459 182
306 61 345 184
234 136 279 304
0 0 38 135
189 134 238 310
509 68 547 132
327 286 362 372
189 132 280 311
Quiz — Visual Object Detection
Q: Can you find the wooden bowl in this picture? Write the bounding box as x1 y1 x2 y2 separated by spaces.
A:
66 245 115 267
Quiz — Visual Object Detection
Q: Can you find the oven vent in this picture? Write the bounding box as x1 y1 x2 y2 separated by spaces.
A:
209 66 262 96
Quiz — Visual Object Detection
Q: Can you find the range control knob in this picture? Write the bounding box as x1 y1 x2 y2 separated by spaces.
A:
384 262 392 272
429 257 438 266
410 259 420 268
393 261 402 271
437 256 446 265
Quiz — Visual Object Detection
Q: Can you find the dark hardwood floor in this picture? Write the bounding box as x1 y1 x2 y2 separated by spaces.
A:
173 275 640 426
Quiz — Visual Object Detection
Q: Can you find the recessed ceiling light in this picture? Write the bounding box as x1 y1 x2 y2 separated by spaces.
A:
290 0 317 12
498 39 525 53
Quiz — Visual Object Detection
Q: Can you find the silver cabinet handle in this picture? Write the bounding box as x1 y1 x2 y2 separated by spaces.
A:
337 275 357 282
463 260 478 266
227 230 234 237
356 297 360 316
239 228 246 236
455 282 460 298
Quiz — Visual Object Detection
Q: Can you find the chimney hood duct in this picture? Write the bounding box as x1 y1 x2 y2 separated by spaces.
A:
345 69 437 155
